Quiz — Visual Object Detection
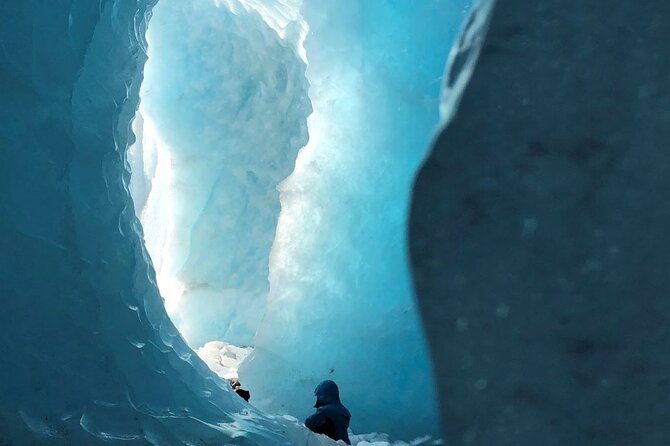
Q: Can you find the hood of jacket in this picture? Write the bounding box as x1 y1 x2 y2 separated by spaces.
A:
314 380 342 408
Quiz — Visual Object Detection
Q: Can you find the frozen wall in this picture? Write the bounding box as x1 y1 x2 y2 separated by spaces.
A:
131 0 471 439
241 0 471 439
0 0 302 443
411 0 670 445
130 0 311 347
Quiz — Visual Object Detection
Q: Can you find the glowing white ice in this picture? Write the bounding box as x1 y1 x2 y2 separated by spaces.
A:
130 0 471 438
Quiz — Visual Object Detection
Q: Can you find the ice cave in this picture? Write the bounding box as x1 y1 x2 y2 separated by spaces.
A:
127 0 472 440
2 0 670 445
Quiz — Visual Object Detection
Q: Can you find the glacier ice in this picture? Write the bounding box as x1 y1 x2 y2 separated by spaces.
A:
130 0 472 439
0 0 301 443
240 0 471 438
5 0 670 443
1 0 478 442
131 0 312 347
196 341 253 380
411 0 670 445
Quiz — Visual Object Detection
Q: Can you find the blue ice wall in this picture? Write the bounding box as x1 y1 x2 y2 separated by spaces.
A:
0 0 300 443
0 0 472 442
133 0 470 438
241 0 471 438
132 0 311 347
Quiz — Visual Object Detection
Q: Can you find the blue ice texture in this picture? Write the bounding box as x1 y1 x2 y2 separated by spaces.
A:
1 0 471 443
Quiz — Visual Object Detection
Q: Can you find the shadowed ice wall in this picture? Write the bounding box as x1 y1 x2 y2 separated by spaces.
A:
411 1 670 445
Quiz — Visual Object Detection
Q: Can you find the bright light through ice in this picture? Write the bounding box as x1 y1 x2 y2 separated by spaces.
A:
130 0 312 346
157 275 185 315
270 62 363 282
128 0 470 438
241 0 471 438
129 112 185 317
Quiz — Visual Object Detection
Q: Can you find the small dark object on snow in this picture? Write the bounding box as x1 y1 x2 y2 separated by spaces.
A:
305 380 351 444
228 378 251 402
235 387 250 402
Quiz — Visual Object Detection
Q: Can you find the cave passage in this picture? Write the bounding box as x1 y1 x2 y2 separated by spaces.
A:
128 0 471 439
4 0 669 444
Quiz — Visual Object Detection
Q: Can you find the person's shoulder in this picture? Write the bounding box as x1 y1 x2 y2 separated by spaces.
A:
321 402 349 415
335 402 351 418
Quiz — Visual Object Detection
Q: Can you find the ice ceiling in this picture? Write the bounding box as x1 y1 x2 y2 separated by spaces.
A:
128 0 470 439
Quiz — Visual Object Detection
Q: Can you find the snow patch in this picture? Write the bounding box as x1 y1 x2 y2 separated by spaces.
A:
196 341 253 380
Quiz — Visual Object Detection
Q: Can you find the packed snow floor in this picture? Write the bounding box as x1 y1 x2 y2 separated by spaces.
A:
196 341 442 446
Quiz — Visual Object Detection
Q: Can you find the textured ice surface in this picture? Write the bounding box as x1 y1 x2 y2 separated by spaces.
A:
0 0 300 443
131 0 471 438
411 0 670 445
241 0 471 438
0 0 476 442
131 0 311 347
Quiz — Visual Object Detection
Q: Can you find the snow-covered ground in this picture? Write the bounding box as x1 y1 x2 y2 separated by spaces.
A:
196 340 253 380
271 415 443 446
349 433 442 446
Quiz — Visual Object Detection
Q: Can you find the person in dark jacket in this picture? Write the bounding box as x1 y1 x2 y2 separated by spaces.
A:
305 380 351 444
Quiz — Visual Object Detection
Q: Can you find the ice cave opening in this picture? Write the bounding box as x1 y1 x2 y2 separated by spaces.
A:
127 0 471 440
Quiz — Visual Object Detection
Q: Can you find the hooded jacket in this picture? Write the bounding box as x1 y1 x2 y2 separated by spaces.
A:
305 380 351 444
